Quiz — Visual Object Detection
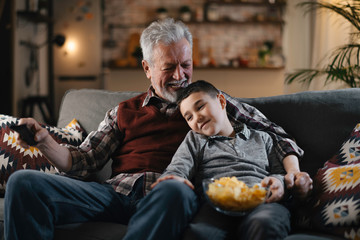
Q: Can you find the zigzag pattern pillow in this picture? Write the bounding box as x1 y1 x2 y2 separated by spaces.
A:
310 162 360 239
0 114 86 194
294 123 360 239
328 123 360 165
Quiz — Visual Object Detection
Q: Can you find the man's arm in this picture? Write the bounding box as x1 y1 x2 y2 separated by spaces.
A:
266 135 313 199
232 99 312 198
283 155 313 199
223 92 304 160
17 106 122 178
63 106 122 177
16 118 72 172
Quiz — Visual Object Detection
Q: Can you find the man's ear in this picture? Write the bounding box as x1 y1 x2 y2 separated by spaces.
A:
142 60 151 79
218 93 226 109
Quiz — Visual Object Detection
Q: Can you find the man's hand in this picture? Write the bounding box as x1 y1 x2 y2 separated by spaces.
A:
15 118 73 172
16 118 51 149
283 155 313 200
285 171 313 199
151 175 194 190
261 177 284 203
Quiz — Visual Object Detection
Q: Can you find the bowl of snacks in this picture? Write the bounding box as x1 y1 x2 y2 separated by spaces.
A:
203 177 268 216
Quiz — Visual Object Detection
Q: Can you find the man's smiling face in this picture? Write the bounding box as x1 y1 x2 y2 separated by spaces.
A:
142 38 193 103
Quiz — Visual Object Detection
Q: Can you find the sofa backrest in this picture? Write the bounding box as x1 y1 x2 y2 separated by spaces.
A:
58 89 142 134
239 88 360 177
58 88 360 178
57 89 142 182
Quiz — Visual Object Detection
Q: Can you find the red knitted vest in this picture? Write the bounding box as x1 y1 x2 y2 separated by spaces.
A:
112 93 190 175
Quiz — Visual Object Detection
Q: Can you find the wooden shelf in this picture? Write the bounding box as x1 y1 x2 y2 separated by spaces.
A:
107 66 285 70
205 0 286 7
109 20 284 30
105 1 286 73
17 11 52 23
186 19 285 24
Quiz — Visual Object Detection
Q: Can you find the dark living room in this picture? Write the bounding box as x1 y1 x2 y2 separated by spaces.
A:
0 1 359 240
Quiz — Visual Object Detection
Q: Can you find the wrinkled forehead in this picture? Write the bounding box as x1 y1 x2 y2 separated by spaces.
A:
152 39 192 64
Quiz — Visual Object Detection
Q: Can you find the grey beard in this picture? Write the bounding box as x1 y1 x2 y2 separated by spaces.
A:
161 90 179 103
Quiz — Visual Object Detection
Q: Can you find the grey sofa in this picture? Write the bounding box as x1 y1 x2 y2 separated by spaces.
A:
1 88 360 240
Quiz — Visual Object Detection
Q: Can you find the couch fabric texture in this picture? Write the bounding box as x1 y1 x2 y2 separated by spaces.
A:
0 88 359 240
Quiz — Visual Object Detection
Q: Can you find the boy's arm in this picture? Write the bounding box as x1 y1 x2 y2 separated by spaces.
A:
152 131 200 189
151 175 194 189
261 176 284 203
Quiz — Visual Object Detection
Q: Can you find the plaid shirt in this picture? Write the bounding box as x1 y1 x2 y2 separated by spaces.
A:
64 87 303 196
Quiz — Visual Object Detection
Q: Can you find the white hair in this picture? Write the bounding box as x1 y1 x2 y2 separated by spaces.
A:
140 18 193 66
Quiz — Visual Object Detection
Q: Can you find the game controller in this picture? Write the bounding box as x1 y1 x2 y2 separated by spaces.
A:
10 124 37 146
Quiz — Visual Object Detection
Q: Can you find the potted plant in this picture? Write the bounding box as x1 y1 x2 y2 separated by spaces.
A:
179 5 192 22
285 1 360 88
156 7 168 20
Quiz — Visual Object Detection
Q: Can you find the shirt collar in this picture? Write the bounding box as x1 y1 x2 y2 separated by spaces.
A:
142 85 178 116
208 123 250 141
234 123 250 140
142 85 177 105
142 86 157 107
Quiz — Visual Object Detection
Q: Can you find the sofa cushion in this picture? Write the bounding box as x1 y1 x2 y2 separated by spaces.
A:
327 123 360 166
54 222 127 240
309 161 360 239
293 123 360 239
0 115 86 194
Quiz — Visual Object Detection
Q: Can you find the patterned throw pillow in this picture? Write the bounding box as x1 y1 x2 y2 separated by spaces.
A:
0 115 86 194
310 162 360 239
328 123 360 166
294 123 360 239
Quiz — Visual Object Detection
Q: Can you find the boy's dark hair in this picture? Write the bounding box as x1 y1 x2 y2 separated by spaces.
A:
177 80 220 105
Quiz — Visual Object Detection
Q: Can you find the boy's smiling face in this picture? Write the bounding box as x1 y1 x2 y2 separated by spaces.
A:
179 91 232 137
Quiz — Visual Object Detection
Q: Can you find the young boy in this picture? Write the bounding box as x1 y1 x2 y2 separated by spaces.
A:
152 80 295 239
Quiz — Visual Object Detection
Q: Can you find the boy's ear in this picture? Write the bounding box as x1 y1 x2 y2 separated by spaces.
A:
218 94 226 109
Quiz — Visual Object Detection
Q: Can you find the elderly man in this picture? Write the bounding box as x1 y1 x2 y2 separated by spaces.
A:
5 18 312 240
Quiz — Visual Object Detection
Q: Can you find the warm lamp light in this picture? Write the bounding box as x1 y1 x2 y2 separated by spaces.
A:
65 40 76 53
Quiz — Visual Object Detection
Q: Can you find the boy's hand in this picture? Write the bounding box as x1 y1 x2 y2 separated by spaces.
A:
261 177 284 203
151 175 194 190
285 171 313 199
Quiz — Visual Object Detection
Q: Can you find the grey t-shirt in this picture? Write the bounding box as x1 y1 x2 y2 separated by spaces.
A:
161 124 286 194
